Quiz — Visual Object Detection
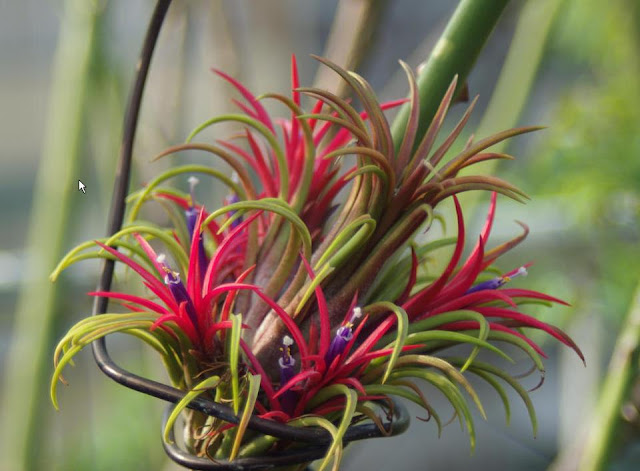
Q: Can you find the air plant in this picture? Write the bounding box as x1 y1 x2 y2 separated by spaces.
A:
50 56 583 470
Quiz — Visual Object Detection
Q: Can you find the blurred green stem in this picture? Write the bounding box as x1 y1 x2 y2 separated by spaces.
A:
459 0 565 208
579 285 640 471
0 1 99 469
315 0 389 97
390 0 510 150
473 0 564 155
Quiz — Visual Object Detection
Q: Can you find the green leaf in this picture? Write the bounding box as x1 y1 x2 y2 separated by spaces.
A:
104 224 189 272
50 239 151 282
51 312 184 410
299 112 371 146
230 373 261 460
363 383 438 427
396 60 420 177
469 369 511 426
440 126 543 179
287 416 341 471
389 379 443 435
259 93 316 214
302 384 357 471
403 310 492 371
186 114 289 201
229 313 243 415
386 329 513 363
448 357 538 436
204 198 313 259
467 329 544 373
313 55 392 161
296 86 368 137
128 164 244 223
323 146 395 196
150 142 258 201
364 301 409 384
390 367 478 450
393 355 486 419
163 374 221 444
152 192 191 248
367 236 457 302
295 264 334 315
238 434 277 458
314 215 377 271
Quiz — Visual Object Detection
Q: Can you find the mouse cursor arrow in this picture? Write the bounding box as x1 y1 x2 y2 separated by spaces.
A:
78 180 86 194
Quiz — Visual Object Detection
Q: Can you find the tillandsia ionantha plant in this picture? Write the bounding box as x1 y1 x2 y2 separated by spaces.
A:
50 56 584 470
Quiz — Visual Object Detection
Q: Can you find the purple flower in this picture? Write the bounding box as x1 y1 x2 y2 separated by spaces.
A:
324 307 362 368
465 265 529 294
157 254 198 327
185 177 208 281
278 335 298 415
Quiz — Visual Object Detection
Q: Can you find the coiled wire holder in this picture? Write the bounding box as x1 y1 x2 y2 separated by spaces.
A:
90 1 410 469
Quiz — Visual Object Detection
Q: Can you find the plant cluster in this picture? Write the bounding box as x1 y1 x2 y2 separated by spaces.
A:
51 57 582 469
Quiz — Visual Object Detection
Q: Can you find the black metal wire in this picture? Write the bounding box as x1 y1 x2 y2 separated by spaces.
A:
90 0 170 313
88 0 411 468
162 399 410 470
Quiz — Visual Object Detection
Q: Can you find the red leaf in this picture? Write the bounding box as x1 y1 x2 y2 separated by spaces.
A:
426 289 517 318
133 233 164 276
499 288 570 306
218 138 276 197
187 208 205 314
439 235 486 298
88 291 168 314
299 254 331 360
219 265 256 326
251 290 311 366
475 306 573 347
201 283 259 307
142 280 179 312
213 68 274 131
291 55 300 106
442 321 547 358
152 193 224 245
273 370 321 399
403 196 465 319
239 339 281 411
151 312 198 345
203 211 262 293
333 377 366 395
259 410 290 422
246 129 279 192
94 241 176 310
396 247 418 304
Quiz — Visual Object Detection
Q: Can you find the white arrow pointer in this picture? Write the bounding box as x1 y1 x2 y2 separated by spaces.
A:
78 180 86 194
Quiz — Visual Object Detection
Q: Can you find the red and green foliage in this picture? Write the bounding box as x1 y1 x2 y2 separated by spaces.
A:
51 57 582 469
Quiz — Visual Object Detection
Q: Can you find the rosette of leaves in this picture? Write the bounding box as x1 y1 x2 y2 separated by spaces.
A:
50 57 583 470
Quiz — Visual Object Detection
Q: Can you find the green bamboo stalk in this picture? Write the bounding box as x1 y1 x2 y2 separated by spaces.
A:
458 0 565 208
579 285 640 471
0 1 100 469
473 0 565 157
390 0 510 151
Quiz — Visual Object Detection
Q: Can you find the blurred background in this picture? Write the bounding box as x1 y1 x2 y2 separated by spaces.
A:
1 0 639 470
